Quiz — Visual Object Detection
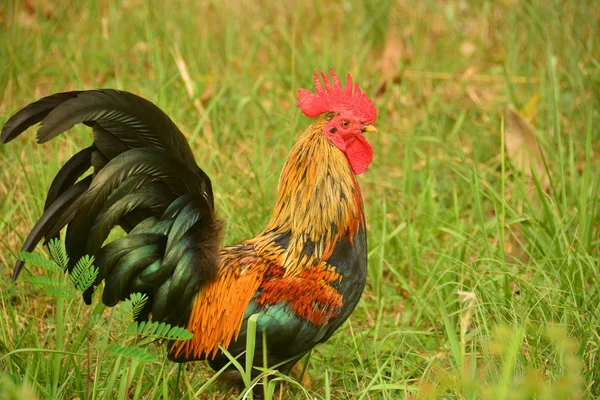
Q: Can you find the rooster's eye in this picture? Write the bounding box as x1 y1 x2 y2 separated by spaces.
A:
341 120 349 127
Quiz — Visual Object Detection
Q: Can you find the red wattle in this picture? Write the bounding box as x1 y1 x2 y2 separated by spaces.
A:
344 134 373 175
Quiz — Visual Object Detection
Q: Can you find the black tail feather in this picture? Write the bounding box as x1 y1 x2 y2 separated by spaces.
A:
44 146 94 211
1 91 82 143
63 148 211 266
3 89 223 328
12 176 92 281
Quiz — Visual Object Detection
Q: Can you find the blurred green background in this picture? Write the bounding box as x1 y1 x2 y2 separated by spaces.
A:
1 0 599 398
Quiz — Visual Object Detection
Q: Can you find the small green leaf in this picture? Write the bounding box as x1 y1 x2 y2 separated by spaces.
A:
125 293 149 321
48 238 69 271
69 255 98 292
44 286 77 298
19 252 60 272
108 345 158 363
88 314 106 330
124 321 193 340
28 276 61 287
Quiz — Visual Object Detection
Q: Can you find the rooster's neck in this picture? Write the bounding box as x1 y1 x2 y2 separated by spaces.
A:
255 117 365 275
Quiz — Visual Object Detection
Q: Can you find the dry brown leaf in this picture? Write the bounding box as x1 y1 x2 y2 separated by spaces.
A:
376 24 408 94
504 104 549 189
199 82 215 104
381 25 404 81
291 361 312 389
171 46 216 147
24 0 56 19
17 11 36 28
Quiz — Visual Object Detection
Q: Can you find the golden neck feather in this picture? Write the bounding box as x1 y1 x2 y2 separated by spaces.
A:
255 117 365 275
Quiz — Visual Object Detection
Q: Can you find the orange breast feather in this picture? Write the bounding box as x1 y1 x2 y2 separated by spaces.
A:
169 243 267 360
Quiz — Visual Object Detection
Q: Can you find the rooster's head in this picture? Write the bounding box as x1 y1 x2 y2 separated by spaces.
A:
297 69 377 175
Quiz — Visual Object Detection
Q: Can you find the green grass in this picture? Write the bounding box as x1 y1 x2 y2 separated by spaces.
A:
0 0 599 398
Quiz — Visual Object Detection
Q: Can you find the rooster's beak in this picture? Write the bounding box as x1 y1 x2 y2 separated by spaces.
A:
362 125 377 133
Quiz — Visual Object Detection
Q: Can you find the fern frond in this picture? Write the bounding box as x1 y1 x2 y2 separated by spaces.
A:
88 313 106 330
47 238 69 270
69 255 98 292
125 321 193 340
76 269 97 292
164 326 194 340
108 345 158 363
129 293 149 321
19 252 60 272
27 276 61 287
44 286 77 298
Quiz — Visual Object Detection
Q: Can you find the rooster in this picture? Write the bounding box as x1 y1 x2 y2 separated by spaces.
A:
1 69 377 381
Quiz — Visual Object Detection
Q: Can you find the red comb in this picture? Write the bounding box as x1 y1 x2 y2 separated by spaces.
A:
297 69 377 124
